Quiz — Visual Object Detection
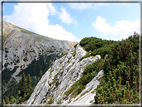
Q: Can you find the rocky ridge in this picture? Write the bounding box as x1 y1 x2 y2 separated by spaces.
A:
25 44 103 106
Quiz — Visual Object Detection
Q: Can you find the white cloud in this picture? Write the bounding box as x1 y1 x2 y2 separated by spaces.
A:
69 3 108 11
4 3 77 42
48 3 57 15
69 3 92 11
92 16 140 40
59 7 77 25
107 37 118 41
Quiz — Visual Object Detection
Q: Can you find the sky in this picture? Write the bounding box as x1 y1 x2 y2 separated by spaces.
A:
2 1 140 42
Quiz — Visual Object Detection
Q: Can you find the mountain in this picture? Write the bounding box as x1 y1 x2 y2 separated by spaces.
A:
25 44 103 105
24 33 140 106
1 21 76 100
1 21 140 105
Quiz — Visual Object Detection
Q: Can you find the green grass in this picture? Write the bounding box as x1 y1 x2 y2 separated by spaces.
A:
72 49 76 57
80 90 90 97
12 24 37 35
57 99 62 104
60 53 68 58
47 97 53 104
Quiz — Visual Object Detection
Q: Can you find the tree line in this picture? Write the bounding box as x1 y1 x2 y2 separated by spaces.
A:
3 70 43 104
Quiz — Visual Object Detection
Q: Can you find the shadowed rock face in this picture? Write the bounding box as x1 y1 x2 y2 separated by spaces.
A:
25 44 103 106
1 21 76 96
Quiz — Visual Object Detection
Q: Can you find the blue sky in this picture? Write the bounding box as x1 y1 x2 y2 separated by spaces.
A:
3 2 140 42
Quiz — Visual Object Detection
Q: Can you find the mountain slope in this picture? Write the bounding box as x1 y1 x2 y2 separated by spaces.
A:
1 21 76 100
24 33 140 106
25 44 102 105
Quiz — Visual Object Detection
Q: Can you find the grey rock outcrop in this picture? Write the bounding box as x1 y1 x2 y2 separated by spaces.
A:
25 44 102 105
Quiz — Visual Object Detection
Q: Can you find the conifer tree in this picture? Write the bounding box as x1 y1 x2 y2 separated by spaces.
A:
27 74 31 90
18 73 27 98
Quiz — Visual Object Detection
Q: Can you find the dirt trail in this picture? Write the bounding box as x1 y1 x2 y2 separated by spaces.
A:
11 54 25 78
3 30 18 48
69 41 77 48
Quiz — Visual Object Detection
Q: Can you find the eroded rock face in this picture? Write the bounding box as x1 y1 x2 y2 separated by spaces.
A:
26 44 102 105
1 21 73 80
1 21 75 96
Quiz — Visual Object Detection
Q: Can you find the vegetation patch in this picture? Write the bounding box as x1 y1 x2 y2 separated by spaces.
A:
49 82 53 86
90 100 94 103
55 82 59 87
73 97 80 102
17 53 60 77
13 24 38 35
80 90 90 97
91 90 96 94
60 53 68 58
2 66 19 84
49 70 53 78
72 49 76 57
94 34 139 104
47 97 54 104
64 59 104 99
74 43 78 48
79 37 118 59
57 99 62 104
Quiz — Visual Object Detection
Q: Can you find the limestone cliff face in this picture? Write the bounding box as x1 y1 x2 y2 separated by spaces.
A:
25 44 103 106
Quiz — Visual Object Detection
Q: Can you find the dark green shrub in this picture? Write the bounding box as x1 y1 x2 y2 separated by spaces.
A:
55 82 59 87
74 43 78 48
94 34 140 104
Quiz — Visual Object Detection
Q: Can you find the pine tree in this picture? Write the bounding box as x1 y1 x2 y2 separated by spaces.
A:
27 74 31 91
18 73 27 98
40 70 43 79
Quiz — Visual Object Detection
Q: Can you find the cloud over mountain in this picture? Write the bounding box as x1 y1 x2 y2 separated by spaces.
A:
4 3 78 42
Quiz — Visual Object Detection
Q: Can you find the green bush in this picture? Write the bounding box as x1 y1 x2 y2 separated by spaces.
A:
94 34 140 104
55 82 59 87
80 37 117 52
83 59 104 76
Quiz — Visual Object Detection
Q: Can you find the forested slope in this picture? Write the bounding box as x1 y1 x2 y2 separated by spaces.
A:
79 33 140 104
